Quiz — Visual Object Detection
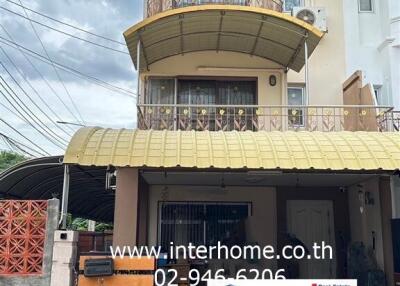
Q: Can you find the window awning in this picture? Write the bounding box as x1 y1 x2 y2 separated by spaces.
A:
124 5 324 72
64 128 400 171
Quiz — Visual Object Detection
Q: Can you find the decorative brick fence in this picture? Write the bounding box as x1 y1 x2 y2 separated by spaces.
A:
0 199 59 286
0 200 48 275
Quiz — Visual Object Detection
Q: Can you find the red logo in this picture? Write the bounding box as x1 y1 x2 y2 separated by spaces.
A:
312 284 318 286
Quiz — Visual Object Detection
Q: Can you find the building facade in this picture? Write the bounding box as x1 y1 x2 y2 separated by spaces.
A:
343 0 400 108
62 0 400 285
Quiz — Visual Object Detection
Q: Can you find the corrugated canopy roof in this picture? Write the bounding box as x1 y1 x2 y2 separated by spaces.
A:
0 156 113 222
64 128 400 171
124 5 324 72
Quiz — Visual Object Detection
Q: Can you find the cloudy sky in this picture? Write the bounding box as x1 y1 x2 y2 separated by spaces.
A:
0 0 142 155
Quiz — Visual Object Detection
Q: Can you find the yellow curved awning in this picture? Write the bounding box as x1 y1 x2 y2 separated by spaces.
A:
124 5 324 72
64 128 400 171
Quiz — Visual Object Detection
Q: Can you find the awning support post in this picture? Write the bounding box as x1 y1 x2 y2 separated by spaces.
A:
59 164 70 229
136 40 141 104
304 39 310 105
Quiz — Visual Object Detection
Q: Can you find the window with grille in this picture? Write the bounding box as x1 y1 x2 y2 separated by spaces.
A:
158 202 251 249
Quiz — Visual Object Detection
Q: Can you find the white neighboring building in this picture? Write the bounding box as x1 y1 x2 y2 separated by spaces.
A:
343 0 400 108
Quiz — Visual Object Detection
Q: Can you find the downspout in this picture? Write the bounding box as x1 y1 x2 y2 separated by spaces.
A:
304 37 310 105
137 40 141 104
59 164 70 229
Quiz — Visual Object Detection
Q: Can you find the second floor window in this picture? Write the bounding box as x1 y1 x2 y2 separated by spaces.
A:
288 86 305 126
178 80 256 105
359 0 373 12
284 0 304 12
147 78 175 104
146 77 256 106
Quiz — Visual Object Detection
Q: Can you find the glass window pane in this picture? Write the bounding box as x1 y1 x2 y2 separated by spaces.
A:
148 79 175 104
159 203 249 249
288 88 304 105
206 204 248 246
217 81 256 105
178 80 216 105
284 0 302 11
359 0 373 11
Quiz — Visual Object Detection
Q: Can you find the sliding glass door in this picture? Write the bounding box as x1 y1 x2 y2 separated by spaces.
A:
146 77 257 130
177 79 256 105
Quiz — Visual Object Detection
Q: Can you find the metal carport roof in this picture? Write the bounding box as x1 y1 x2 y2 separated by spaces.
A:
0 156 113 222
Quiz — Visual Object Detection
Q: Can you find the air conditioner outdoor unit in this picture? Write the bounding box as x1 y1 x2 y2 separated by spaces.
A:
292 7 327 32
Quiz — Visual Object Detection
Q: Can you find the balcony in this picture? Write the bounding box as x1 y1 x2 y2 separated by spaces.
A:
137 104 397 132
146 0 283 17
394 111 400 131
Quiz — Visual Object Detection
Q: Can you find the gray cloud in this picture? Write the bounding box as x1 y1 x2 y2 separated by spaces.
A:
0 0 141 155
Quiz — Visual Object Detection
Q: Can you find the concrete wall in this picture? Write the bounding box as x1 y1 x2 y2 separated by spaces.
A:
0 199 59 286
343 0 400 107
147 185 277 269
113 168 139 248
287 0 347 105
141 51 286 106
347 178 385 271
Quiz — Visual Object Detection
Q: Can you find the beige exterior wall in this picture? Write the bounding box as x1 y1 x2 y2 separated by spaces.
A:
140 51 286 106
138 0 348 107
113 168 139 248
287 0 347 105
147 185 277 269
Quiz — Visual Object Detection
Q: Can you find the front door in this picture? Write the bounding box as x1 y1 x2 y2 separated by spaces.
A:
287 200 336 279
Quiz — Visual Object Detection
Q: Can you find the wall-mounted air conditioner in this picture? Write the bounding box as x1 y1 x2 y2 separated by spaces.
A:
292 7 327 32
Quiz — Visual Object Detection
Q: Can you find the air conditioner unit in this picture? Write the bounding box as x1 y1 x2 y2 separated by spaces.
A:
293 7 327 32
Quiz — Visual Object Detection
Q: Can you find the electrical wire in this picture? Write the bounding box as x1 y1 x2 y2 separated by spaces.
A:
0 35 136 98
16 0 85 124
0 132 40 157
0 5 130 55
0 46 73 137
0 73 67 149
0 62 68 145
5 0 126 46
0 117 50 155
0 24 97 124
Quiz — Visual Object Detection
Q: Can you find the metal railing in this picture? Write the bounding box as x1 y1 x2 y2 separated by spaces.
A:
392 111 400 131
147 0 283 17
137 104 396 132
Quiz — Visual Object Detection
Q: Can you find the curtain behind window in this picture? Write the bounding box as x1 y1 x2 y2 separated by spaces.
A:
147 78 175 104
178 80 256 105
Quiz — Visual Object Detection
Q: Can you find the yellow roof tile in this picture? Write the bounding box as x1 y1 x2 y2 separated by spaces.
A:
64 128 400 171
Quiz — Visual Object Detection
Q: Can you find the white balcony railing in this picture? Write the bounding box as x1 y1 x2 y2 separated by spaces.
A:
137 104 396 132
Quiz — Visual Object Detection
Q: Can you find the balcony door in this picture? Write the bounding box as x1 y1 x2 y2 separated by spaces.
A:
177 79 256 130
177 79 256 105
145 77 256 130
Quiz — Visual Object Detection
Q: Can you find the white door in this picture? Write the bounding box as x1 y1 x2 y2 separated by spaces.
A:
287 200 336 279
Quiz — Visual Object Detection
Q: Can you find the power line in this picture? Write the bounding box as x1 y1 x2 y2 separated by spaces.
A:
5 0 126 46
0 5 130 55
0 46 73 138
0 35 137 98
16 0 85 125
0 72 67 149
0 61 68 145
0 24 94 124
0 117 50 155
0 132 41 157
